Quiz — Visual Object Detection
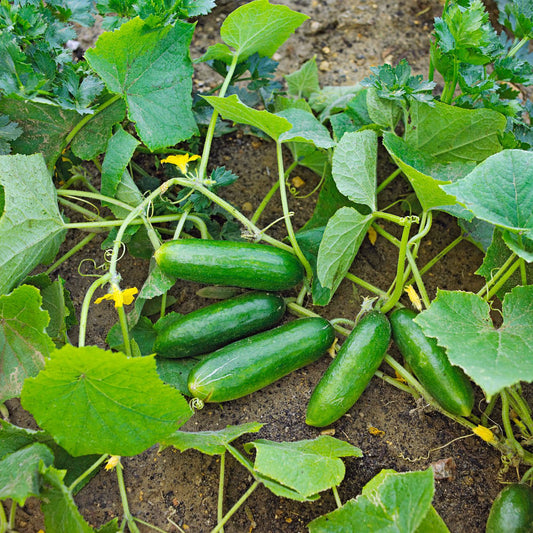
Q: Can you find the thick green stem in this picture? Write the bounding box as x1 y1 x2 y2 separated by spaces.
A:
376 168 402 194
45 233 97 275
63 214 192 231
116 461 140 533
173 205 192 240
375 369 418 396
519 258 528 286
59 197 103 222
286 302 351 336
199 54 240 180
57 189 136 212
405 249 431 309
79 274 111 347
345 273 387 297
69 454 109 493
481 395 498 428
8 502 15 530
501 390 526 456
211 481 259 533
507 387 533 436
476 252 517 297
486 258 522 299
0 502 7 533
331 485 342 509
508 36 530 58
117 305 132 357
218 453 226 533
275 141 313 280
250 180 280 224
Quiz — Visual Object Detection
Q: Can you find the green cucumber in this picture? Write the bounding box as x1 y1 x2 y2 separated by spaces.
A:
154 292 286 358
306 311 391 427
154 238 304 291
390 308 474 417
188 317 335 402
486 483 533 533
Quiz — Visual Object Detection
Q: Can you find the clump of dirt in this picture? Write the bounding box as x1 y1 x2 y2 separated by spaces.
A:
9 1 513 532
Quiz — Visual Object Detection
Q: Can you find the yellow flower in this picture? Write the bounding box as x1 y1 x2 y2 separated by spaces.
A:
161 153 201 173
473 425 496 443
404 285 422 311
105 455 121 471
95 287 138 308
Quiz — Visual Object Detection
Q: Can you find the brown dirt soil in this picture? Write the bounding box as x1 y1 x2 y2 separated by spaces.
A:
6 1 519 532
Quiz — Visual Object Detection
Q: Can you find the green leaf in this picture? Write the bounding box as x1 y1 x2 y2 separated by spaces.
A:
0 285 54 402
106 316 156 356
415 287 533 398
0 443 54 505
382 132 474 214
332 130 377 211
416 506 451 533
366 87 402 130
0 154 67 295
71 97 126 160
308 469 436 533
285 56 320 99
156 356 200 396
443 150 533 240
244 436 362 499
204 94 291 140
277 108 335 148
317 207 373 292
405 100 506 162
0 113 22 155
21 345 193 456
85 18 197 150
0 97 80 166
162 423 263 455
219 0 308 62
40 465 94 533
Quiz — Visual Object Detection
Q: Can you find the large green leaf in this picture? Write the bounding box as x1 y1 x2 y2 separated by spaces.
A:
443 150 533 241
415 286 533 398
405 100 506 162
317 207 373 293
277 108 335 148
0 154 67 295
21 345 193 456
207 0 308 63
0 285 54 402
0 443 54 505
332 130 377 211
85 18 197 150
244 436 362 498
162 423 263 455
308 469 438 533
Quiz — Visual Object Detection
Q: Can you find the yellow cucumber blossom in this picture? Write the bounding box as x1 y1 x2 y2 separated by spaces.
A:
105 455 121 471
161 153 200 173
95 287 138 308
472 425 496 443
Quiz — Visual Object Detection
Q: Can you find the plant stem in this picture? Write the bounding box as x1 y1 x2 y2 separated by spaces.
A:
63 214 191 230
376 167 402 194
374 211 418 227
286 302 352 336
501 390 526 456
476 252 517 297
69 454 109 493
78 273 111 347
0 502 6 533
275 141 313 280
133 517 169 533
44 233 97 275
8 502 15 530
211 481 259 533
116 460 141 533
59 198 103 223
331 485 342 509
57 189 135 213
405 249 431 309
375 369 418 396
519 257 528 285
250 180 280 224
199 53 240 180
218 453 226 533
173 205 192 240
507 387 533 436
508 36 530 58
486 258 522 299
345 273 387 297
481 395 498 427
117 304 132 357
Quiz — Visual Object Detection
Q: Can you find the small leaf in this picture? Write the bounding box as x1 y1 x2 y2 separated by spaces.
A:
0 443 54 505
285 57 320 99
0 285 54 402
0 113 22 155
415 287 533 398
332 130 378 211
162 423 263 455
277 108 335 148
366 87 402 129
156 356 201 396
244 436 362 498
317 207 373 292
21 345 193 456
220 0 309 62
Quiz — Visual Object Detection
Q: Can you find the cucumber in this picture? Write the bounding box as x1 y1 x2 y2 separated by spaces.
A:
486 483 533 533
390 308 474 417
306 311 391 427
188 317 335 402
154 292 286 358
154 239 304 291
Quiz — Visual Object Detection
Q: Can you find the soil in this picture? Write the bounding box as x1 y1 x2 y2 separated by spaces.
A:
6 1 517 532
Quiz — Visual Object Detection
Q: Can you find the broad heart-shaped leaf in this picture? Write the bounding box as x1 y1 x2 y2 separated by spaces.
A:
0 97 79 166
220 0 308 62
244 436 362 499
285 56 320 99
383 132 475 216
71 97 126 160
405 100 506 163
366 87 402 130
85 18 197 150
308 469 437 533
162 423 263 455
21 345 193 456
0 443 54 505
277 108 335 149
0 154 67 295
415 286 533 399
317 207 373 293
40 465 94 533
203 95 291 140
443 150 533 241
0 285 54 402
332 130 378 211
